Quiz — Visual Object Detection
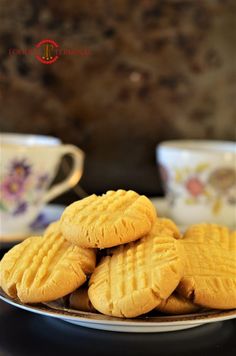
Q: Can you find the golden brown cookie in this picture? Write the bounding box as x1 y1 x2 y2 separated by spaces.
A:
88 221 184 318
177 224 236 309
60 190 157 248
0 222 96 303
183 223 236 249
156 293 200 315
154 218 182 239
105 218 181 256
69 287 96 312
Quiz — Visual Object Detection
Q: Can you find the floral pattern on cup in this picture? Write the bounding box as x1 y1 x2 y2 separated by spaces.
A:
29 213 53 231
158 163 169 193
0 158 50 216
162 163 236 215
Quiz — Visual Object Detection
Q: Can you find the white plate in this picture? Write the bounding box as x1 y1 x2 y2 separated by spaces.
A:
0 289 235 333
2 198 234 333
0 204 65 246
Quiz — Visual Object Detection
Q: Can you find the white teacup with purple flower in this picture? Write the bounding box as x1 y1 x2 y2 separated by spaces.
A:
0 133 84 238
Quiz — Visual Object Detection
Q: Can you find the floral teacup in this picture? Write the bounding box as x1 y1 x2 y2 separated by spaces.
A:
157 140 236 227
0 133 84 237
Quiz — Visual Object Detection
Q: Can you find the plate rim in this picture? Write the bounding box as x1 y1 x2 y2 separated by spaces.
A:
1 289 236 327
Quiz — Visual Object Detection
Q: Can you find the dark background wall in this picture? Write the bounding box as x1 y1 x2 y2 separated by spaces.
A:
0 0 235 202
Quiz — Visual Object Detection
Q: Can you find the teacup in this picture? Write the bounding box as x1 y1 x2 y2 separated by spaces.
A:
157 140 236 227
0 133 84 237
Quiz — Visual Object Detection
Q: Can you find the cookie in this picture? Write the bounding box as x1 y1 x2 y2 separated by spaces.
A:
156 292 200 315
105 218 181 256
0 222 96 303
60 190 157 248
44 221 96 275
154 218 182 239
183 223 236 249
177 224 236 309
88 221 184 318
69 287 96 312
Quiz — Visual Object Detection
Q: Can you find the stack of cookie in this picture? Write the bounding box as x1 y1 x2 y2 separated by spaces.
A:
0 189 236 318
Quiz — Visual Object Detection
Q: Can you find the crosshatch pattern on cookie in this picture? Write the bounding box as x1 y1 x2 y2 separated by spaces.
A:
88 227 183 318
60 190 157 248
0 226 96 303
184 224 236 250
44 222 96 274
177 224 236 309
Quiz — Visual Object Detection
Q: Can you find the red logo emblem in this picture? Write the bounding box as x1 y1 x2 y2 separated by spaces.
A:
35 39 59 64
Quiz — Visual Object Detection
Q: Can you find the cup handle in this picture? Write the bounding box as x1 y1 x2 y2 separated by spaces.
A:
42 144 84 204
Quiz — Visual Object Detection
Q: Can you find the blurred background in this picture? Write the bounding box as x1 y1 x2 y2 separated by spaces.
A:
0 0 235 203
